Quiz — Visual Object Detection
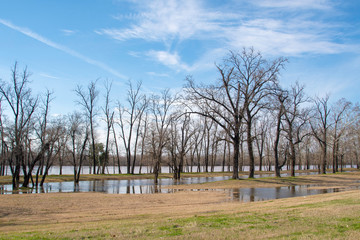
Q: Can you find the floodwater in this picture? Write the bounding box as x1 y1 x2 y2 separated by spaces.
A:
1 173 358 203
0 171 319 195
223 186 351 202
0 176 231 194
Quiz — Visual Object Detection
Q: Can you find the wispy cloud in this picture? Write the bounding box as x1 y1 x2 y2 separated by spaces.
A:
226 20 349 56
0 19 127 79
39 73 59 79
61 29 77 36
96 0 355 71
96 0 232 43
147 72 169 78
252 0 334 10
146 50 189 70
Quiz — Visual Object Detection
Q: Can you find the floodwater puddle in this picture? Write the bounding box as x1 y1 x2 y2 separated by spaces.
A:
1 173 358 203
222 186 354 202
0 176 232 194
0 172 317 195
162 185 359 202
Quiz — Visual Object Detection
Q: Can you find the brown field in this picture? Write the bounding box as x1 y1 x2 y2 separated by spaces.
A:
0 171 359 239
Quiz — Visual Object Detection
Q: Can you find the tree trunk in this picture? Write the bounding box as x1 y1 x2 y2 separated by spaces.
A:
222 141 227 172
246 116 255 178
321 143 327 174
232 133 240 179
112 124 121 174
289 141 296 177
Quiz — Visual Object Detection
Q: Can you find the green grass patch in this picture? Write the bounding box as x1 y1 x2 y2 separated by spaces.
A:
158 225 183 237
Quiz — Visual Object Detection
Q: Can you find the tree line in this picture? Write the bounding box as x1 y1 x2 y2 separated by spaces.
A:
1 48 359 189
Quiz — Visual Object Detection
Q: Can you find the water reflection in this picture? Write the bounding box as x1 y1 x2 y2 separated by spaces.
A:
0 171 349 195
224 186 344 202
0 176 232 194
1 173 358 204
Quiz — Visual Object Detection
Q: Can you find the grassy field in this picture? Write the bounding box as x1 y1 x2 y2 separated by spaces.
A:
0 172 359 239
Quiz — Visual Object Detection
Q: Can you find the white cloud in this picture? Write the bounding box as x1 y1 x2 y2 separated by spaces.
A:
127 51 141 58
39 73 59 79
96 0 233 43
61 29 77 36
0 19 127 80
147 72 169 77
148 51 179 66
146 50 191 71
95 0 355 71
252 0 334 10
226 22 348 56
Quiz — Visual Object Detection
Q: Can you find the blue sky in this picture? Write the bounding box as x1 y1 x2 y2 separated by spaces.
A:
0 0 359 116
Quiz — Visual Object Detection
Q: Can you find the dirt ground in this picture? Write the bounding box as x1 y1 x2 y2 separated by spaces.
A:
0 172 360 239
0 172 359 234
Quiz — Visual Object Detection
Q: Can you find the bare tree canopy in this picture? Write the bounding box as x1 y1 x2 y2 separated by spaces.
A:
185 48 287 179
117 80 148 174
283 82 310 176
0 62 38 188
310 95 331 174
75 80 99 174
149 89 177 184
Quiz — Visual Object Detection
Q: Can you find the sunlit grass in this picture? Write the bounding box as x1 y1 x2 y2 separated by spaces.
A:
2 190 359 239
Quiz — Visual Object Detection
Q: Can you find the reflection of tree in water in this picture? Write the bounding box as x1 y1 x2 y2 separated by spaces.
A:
74 183 80 193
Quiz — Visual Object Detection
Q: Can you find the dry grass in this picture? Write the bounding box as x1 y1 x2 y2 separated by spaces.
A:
0 171 359 239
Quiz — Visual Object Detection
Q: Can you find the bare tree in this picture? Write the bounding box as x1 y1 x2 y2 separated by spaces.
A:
21 120 49 188
210 123 220 172
271 89 288 177
68 112 89 183
39 118 66 186
138 112 149 174
283 82 310 176
191 118 205 173
75 80 98 174
57 123 69 175
101 80 114 174
186 48 286 179
112 120 121 174
185 67 244 179
34 90 53 186
117 81 147 174
330 98 352 173
203 117 214 173
0 62 38 188
310 95 331 174
228 48 286 178
168 113 194 179
149 90 177 184
131 97 148 174
254 115 268 171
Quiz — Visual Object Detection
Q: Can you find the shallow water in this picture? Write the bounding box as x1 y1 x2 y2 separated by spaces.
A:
222 186 348 202
1 171 357 203
0 171 319 195
0 176 232 194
